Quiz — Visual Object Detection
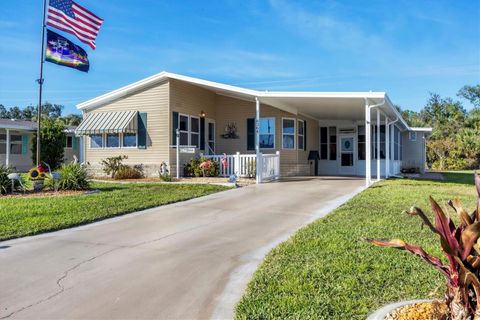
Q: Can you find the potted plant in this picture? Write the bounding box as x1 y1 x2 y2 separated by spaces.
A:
366 173 480 320
28 164 48 191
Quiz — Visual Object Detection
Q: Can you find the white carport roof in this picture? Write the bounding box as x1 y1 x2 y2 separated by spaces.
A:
77 71 422 132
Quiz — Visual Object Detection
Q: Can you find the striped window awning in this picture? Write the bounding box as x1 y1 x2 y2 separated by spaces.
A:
75 111 138 135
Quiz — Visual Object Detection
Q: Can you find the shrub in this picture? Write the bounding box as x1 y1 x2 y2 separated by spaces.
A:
100 155 127 178
45 163 90 190
183 157 219 177
115 165 144 180
366 173 480 319
159 172 172 182
0 165 25 194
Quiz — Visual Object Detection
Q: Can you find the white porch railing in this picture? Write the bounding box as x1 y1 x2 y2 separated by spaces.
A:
201 152 256 178
201 151 280 182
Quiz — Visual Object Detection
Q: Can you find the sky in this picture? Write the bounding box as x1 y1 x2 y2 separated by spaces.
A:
0 0 479 116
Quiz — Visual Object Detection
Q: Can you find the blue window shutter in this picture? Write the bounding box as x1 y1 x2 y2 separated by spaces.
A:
200 117 205 150
22 135 29 155
138 112 147 149
172 112 179 145
247 118 255 151
304 121 307 151
72 136 78 150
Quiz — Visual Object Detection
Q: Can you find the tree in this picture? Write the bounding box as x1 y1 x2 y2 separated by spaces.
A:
21 105 36 120
421 93 466 139
61 114 82 126
31 118 66 169
41 102 63 119
0 105 8 118
458 84 480 107
8 106 23 120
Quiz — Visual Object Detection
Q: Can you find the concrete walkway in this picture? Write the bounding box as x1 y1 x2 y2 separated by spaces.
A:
0 177 364 320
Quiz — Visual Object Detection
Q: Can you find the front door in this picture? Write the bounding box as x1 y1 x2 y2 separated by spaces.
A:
205 119 215 155
339 135 355 175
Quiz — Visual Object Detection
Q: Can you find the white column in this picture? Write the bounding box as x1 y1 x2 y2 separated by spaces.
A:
255 97 261 184
365 99 371 187
385 118 390 178
376 109 381 181
176 128 180 179
5 129 10 168
235 152 240 176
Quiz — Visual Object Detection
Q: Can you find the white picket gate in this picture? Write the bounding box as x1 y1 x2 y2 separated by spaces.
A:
201 152 256 178
201 152 280 182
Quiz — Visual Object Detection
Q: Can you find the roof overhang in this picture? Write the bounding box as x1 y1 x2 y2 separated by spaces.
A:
76 71 422 132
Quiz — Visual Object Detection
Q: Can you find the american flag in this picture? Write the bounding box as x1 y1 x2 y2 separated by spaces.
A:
47 0 103 50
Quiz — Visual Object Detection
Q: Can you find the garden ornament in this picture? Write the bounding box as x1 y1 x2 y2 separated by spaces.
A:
7 172 25 193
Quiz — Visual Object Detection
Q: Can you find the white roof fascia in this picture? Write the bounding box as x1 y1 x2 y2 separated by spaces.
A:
410 127 433 132
260 91 386 99
0 124 35 131
383 94 411 131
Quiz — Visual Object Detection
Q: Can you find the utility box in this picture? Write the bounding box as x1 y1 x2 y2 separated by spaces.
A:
308 151 320 176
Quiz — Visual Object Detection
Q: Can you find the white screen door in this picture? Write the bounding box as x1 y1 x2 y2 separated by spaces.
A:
340 136 355 175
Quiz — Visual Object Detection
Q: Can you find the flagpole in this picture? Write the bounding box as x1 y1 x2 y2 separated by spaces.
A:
36 0 48 166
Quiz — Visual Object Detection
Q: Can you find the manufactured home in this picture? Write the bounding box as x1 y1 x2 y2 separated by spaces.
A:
0 119 80 171
76 72 431 186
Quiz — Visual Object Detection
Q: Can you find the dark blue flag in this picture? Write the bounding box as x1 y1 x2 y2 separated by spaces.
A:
45 29 89 72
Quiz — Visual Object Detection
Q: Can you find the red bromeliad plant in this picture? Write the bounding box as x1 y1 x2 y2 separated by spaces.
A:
366 173 480 320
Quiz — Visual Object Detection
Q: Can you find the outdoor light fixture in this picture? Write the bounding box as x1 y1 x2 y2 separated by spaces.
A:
200 110 206 117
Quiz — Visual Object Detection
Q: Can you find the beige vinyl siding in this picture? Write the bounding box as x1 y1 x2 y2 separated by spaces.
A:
214 95 314 176
168 80 216 175
83 80 169 175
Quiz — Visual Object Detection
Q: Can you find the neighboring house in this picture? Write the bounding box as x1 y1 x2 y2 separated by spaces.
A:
0 119 80 171
76 71 431 186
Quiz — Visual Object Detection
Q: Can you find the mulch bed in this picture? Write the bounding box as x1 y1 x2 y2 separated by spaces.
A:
384 301 447 320
1 189 94 198
91 176 256 187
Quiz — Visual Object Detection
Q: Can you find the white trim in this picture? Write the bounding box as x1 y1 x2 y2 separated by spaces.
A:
190 115 200 149
121 132 138 148
281 117 296 150
410 127 432 132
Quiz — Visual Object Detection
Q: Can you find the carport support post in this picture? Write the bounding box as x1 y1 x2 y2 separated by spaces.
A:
364 99 371 188
255 97 261 184
385 117 390 178
5 129 10 167
176 128 180 179
376 109 380 181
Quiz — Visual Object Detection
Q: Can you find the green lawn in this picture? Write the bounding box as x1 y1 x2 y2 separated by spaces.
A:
235 171 477 319
0 182 230 241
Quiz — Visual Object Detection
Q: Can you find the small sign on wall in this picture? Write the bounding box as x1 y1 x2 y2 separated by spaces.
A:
179 147 196 154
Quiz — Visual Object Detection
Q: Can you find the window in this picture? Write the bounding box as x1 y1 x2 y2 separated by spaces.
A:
282 118 295 149
90 134 103 148
409 131 417 141
259 117 275 149
66 136 73 148
0 134 22 154
371 125 386 159
358 125 365 160
297 120 305 150
320 127 328 159
123 133 137 147
329 126 337 160
106 133 120 148
190 116 200 148
179 114 189 146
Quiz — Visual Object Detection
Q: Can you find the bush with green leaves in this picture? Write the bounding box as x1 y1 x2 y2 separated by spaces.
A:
31 118 66 169
183 157 219 177
45 163 89 190
0 165 25 194
100 155 128 178
115 165 144 180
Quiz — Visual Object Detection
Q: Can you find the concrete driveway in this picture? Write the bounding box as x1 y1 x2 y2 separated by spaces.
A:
0 177 364 320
